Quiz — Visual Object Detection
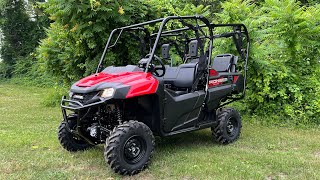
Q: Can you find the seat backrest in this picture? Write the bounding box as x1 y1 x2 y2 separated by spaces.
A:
161 44 170 59
189 40 198 57
162 66 178 80
212 54 238 72
185 40 199 63
173 63 197 88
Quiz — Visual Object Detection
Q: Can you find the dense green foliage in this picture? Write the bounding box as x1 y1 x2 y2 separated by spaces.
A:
38 0 150 82
0 0 48 77
0 0 32 77
216 0 320 122
37 0 210 82
40 1 134 81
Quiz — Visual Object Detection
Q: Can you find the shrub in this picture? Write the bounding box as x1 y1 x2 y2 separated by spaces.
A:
37 0 211 83
42 86 68 107
216 0 320 123
37 0 158 83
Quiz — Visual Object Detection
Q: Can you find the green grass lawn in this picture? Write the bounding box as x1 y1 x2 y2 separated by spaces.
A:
1 82 320 179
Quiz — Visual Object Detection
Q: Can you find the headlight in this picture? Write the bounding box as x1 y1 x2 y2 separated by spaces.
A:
100 88 115 98
68 91 74 98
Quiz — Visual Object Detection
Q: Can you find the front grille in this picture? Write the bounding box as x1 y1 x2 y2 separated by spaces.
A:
71 92 98 105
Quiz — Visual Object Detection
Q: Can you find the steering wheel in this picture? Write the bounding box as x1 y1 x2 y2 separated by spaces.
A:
145 54 166 77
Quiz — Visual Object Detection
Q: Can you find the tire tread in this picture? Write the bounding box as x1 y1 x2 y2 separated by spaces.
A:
58 121 93 152
104 120 155 175
211 107 242 144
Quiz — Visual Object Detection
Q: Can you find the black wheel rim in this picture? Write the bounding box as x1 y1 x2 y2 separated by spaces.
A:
123 135 147 164
226 117 238 137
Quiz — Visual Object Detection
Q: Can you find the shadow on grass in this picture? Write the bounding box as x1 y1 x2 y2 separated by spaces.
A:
76 129 216 156
156 129 214 148
67 129 218 176
86 129 215 152
152 129 218 158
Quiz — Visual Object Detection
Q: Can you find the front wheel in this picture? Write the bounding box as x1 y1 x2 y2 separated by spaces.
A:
58 116 94 152
211 108 242 144
104 120 155 175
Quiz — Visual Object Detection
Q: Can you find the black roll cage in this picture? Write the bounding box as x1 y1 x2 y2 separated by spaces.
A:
96 16 250 91
96 16 211 72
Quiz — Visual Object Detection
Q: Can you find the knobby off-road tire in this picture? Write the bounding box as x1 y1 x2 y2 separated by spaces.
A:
58 118 94 152
211 108 242 144
104 120 155 175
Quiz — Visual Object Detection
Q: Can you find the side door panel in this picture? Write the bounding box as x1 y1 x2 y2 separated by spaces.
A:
163 90 205 132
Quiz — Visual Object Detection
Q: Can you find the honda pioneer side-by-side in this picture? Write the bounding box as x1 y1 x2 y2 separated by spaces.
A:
58 16 250 175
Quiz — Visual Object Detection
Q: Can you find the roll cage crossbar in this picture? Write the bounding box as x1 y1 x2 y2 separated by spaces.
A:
96 16 212 73
96 16 250 87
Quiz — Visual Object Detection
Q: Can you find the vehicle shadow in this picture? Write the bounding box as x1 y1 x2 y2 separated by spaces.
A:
93 128 216 153
155 129 216 149
93 128 215 151
81 129 217 177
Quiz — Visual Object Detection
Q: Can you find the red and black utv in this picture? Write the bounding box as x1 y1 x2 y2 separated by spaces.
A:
59 16 250 175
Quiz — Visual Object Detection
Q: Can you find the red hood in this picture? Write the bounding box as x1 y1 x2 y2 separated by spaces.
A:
76 72 159 98
76 72 152 87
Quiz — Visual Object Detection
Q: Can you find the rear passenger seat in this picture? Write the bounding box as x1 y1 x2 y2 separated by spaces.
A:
212 54 238 73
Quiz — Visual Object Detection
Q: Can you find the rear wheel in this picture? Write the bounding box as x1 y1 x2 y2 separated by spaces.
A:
104 120 155 175
211 108 242 144
58 116 94 152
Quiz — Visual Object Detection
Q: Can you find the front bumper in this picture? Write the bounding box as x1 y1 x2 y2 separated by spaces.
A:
60 95 107 111
60 96 110 145
60 95 111 125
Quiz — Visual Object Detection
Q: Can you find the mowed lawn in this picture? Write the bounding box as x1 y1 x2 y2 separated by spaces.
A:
1 82 320 180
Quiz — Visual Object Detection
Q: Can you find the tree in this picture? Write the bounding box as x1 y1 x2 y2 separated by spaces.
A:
0 0 49 77
0 0 31 76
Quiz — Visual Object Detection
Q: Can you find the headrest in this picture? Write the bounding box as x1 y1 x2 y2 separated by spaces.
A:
212 54 237 72
161 44 170 59
189 40 198 57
